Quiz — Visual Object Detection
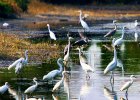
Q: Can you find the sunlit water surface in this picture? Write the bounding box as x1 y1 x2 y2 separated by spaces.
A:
0 40 140 100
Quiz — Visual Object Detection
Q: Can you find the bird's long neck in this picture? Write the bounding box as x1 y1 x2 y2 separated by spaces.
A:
57 60 63 73
47 25 51 32
79 11 82 21
34 80 38 86
67 39 71 55
121 28 125 39
25 52 28 63
114 23 117 30
113 47 117 61
130 77 133 83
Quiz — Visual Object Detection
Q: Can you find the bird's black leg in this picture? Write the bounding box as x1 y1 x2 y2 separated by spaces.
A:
125 90 128 100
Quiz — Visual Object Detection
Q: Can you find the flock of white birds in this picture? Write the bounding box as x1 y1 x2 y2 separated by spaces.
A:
0 10 139 99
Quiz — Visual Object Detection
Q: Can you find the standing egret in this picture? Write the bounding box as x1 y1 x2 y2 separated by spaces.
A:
0 82 9 94
3 22 9 28
24 77 38 94
8 50 28 74
104 20 118 37
77 47 94 79
104 38 117 83
114 27 126 47
134 32 138 42
52 71 68 92
120 75 136 96
47 24 56 40
63 37 73 66
43 58 63 81
64 33 72 55
78 10 90 31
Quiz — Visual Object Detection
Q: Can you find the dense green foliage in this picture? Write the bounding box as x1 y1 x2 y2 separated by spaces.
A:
15 0 29 11
0 1 13 18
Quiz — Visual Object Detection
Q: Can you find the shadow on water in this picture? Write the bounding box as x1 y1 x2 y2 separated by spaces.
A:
0 40 140 99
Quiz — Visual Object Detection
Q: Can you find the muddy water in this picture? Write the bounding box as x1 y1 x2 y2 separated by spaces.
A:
0 40 140 100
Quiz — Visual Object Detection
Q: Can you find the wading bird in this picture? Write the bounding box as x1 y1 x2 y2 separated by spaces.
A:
104 38 117 83
104 20 118 37
52 71 68 92
120 75 136 97
78 10 89 31
8 50 28 74
24 77 38 94
63 37 73 66
0 82 9 94
114 26 126 47
134 32 138 42
77 47 94 79
3 22 9 28
64 33 72 55
43 58 63 81
47 24 56 40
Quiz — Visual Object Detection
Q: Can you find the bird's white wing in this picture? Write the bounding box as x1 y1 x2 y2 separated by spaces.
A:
114 38 122 46
43 70 59 80
52 80 63 92
50 31 56 40
15 61 23 74
81 62 94 72
8 58 24 70
81 20 89 30
120 81 132 91
104 59 117 74
24 85 36 93
0 85 8 94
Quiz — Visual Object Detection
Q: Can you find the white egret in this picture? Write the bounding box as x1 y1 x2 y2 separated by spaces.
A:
3 22 9 27
8 50 28 74
126 20 138 29
104 20 118 37
120 75 136 93
0 82 9 94
104 38 117 83
47 24 56 40
24 77 38 94
78 10 89 31
52 71 68 92
134 32 138 42
114 26 126 47
63 37 73 66
43 58 63 81
77 47 94 79
64 33 71 55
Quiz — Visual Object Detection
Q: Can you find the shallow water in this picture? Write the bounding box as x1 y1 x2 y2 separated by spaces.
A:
0 40 140 100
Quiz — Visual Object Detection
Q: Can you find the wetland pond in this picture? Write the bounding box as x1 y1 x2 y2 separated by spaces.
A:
0 19 140 100
0 40 140 100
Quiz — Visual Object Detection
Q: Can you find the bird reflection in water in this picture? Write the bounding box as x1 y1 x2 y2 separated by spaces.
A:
104 81 117 100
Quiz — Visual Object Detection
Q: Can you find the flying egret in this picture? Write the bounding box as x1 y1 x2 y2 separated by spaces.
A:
72 31 89 46
134 32 138 42
78 10 90 31
104 20 118 37
52 71 68 92
43 58 63 81
0 82 9 94
114 26 126 47
47 24 56 40
8 50 28 74
24 77 38 94
3 22 9 28
104 38 117 83
63 37 73 66
120 75 136 96
77 47 94 79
